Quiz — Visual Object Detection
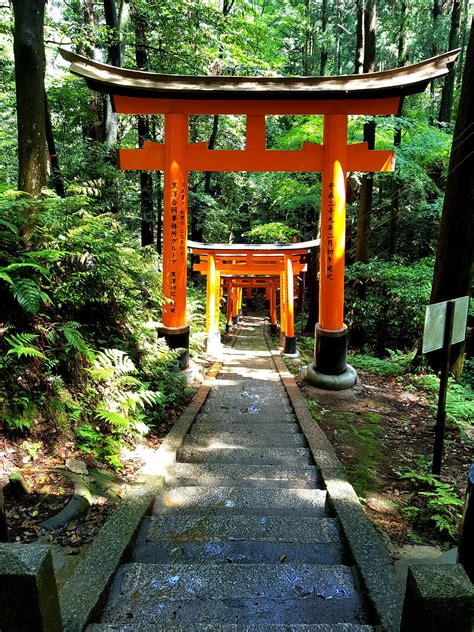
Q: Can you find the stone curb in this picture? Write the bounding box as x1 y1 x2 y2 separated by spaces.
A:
265 333 402 632
59 361 222 632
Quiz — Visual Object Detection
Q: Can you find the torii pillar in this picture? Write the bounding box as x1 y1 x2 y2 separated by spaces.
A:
303 114 356 389
159 113 190 369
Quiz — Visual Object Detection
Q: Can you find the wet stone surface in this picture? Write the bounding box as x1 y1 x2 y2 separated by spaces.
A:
96 317 373 629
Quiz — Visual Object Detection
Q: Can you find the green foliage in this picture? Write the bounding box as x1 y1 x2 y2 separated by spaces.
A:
243 222 300 244
349 352 412 377
346 258 434 353
4 333 45 359
397 465 464 540
415 374 474 428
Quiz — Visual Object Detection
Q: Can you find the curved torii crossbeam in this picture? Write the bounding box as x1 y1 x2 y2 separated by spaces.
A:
189 240 320 355
60 48 459 388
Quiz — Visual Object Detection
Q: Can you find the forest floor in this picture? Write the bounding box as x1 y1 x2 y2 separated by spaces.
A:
0 375 208 556
284 344 472 553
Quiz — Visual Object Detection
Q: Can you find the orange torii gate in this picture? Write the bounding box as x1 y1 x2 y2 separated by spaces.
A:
189 240 316 355
60 48 458 387
222 277 279 337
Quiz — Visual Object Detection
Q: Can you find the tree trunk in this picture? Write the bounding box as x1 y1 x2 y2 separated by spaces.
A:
103 0 121 146
133 6 154 247
430 0 442 121
319 0 328 76
355 0 376 263
438 0 462 124
429 18 474 379
12 0 47 196
44 91 65 198
389 1 408 258
354 0 364 74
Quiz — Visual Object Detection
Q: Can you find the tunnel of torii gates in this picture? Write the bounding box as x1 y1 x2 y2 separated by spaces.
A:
188 240 320 357
61 48 458 389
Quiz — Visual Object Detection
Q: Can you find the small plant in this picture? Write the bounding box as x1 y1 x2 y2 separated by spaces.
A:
4 333 45 359
397 465 464 540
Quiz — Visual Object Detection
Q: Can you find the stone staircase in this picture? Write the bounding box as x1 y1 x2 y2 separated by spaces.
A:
91 318 375 630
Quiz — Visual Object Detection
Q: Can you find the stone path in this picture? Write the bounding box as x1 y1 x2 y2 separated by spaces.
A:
92 317 374 630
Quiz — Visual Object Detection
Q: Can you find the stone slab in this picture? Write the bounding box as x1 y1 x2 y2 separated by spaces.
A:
0 543 62 631
89 625 374 631
177 446 312 466
102 563 367 625
133 539 344 565
191 420 301 434
145 513 341 545
185 431 307 448
172 462 319 488
156 486 328 516
400 564 474 632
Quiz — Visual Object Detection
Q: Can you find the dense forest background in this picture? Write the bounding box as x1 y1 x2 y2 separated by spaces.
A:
0 0 472 473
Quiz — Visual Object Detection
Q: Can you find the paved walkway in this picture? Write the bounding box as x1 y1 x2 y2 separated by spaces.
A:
93 317 374 630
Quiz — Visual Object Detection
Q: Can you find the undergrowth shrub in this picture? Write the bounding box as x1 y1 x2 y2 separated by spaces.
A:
345 258 433 355
0 191 206 466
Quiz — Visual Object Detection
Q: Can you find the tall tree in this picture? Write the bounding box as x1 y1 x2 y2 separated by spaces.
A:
319 0 328 76
388 0 408 259
12 0 47 196
354 0 364 74
132 5 154 246
44 92 65 198
103 0 121 146
438 0 462 124
430 18 473 378
355 0 376 263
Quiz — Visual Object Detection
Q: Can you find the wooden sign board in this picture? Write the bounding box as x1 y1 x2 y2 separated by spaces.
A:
422 296 469 354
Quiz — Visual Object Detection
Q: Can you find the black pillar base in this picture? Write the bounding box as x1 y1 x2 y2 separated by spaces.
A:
314 323 348 375
283 335 297 355
158 323 190 370
225 323 231 333
270 323 278 336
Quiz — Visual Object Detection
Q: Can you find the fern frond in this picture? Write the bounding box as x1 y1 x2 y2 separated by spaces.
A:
5 333 45 359
12 278 50 315
94 349 136 375
3 262 51 278
95 408 129 428
0 271 13 286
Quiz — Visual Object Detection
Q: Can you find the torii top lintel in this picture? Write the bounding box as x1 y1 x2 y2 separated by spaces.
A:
60 48 459 116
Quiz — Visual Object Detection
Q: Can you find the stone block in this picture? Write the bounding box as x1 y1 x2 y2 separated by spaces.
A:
401 563 474 632
0 543 62 631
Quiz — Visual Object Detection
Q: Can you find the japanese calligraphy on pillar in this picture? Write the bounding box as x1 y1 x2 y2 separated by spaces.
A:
326 181 335 281
167 179 186 317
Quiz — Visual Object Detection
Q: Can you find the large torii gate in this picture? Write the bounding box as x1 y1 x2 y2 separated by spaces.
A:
60 48 458 388
189 239 318 355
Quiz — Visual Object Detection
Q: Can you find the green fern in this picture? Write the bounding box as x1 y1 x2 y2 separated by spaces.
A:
12 278 50 314
61 321 93 359
5 333 45 359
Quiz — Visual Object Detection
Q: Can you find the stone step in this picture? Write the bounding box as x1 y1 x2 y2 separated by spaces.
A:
90 625 373 631
133 539 344 566
185 431 307 448
102 563 368 625
145 513 339 545
205 388 289 402
191 420 301 434
155 486 328 517
200 402 293 416
196 412 297 425
177 446 312 466
172 463 319 488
